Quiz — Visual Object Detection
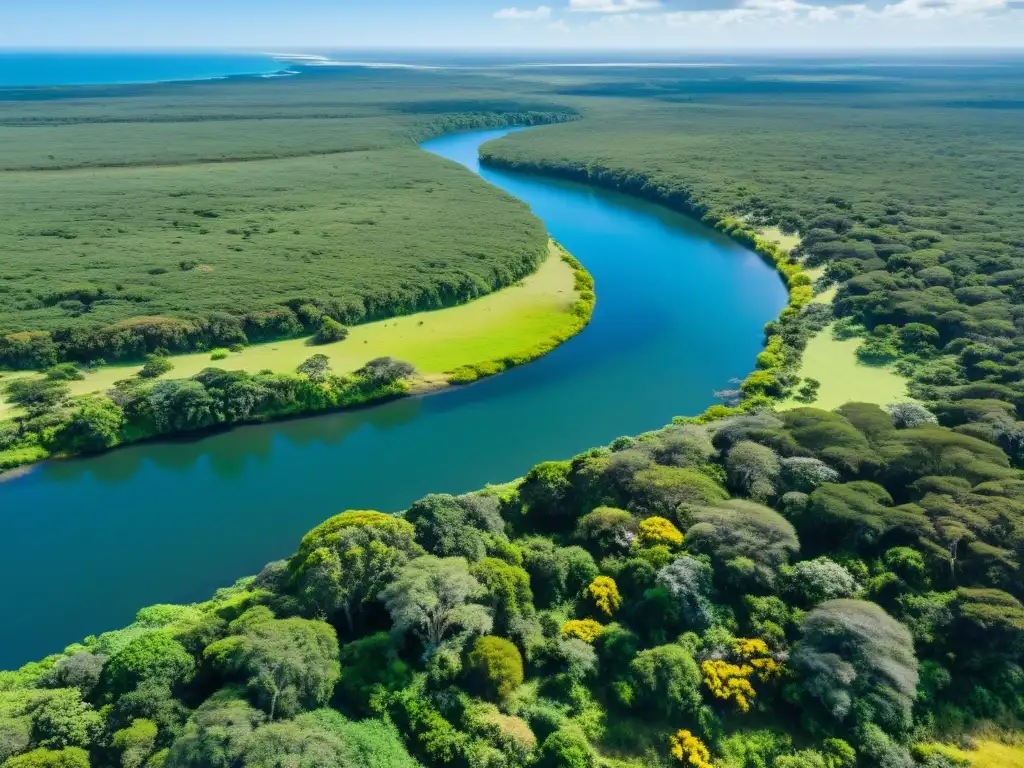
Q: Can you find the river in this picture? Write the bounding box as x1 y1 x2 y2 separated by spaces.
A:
0 127 787 668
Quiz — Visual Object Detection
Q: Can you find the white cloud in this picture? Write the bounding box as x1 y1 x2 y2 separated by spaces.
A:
569 0 662 12
494 5 553 19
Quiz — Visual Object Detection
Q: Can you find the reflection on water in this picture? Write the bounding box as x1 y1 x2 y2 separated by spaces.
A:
0 127 787 668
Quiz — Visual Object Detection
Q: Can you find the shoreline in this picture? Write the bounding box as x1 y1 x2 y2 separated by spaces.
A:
0 240 594 477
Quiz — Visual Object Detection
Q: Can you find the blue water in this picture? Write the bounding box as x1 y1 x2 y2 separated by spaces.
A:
0 52 281 87
0 128 787 668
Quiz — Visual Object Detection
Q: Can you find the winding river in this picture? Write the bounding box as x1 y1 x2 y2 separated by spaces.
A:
0 127 787 668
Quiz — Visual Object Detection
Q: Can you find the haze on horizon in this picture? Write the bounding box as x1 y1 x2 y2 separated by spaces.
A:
4 0 1023 51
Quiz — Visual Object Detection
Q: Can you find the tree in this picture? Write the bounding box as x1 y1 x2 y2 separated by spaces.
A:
381 556 492 649
102 633 195 698
629 644 703 719
164 693 264 768
2 747 90 768
53 398 124 453
779 458 840 494
29 689 102 750
471 557 534 636
685 500 799 585
241 718 349 768
586 576 621 617
296 354 331 381
138 355 174 379
786 557 859 606
574 507 637 554
314 317 349 345
337 633 411 716
520 539 599 608
637 516 684 548
148 380 216 433
404 493 503 561
538 728 595 768
793 600 918 733
112 718 157 768
288 510 422 632
726 441 781 500
466 636 524 701
886 403 938 429
41 652 105 697
656 556 715 630
518 461 574 531
203 618 340 720
355 357 415 387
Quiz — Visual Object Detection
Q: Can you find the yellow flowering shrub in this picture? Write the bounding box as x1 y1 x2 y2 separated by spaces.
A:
669 729 713 768
702 659 757 712
734 638 783 682
586 576 622 617
702 638 785 712
637 516 684 548
561 619 605 643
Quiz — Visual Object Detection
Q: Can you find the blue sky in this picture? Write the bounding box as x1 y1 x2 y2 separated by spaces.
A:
5 0 1022 49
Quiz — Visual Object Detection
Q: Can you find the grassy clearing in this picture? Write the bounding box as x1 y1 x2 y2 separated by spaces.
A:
779 322 911 411
756 225 801 254
920 741 1024 768
2 242 580 404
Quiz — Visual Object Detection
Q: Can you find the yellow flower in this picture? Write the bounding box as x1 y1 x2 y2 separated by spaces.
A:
586 576 622 617
701 660 756 713
669 730 713 768
561 619 605 643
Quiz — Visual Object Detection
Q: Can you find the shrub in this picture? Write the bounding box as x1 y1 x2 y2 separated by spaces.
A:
466 636 524 701
209 349 229 361
574 508 637 553
561 619 605 644
786 557 860 606
637 517 684 548
538 728 595 768
668 729 712 768
585 576 622 617
138 355 174 379
314 317 349 345
629 645 702 719
44 364 84 382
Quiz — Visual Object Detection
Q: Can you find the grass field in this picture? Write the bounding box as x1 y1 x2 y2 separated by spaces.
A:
779 323 910 411
0 241 580 408
921 740 1024 768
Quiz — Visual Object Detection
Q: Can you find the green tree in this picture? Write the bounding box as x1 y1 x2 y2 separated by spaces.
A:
726 440 781 500
102 634 195 699
336 633 411 717
470 557 534 635
111 718 158 768
381 556 492 648
573 507 637 554
30 689 102 750
2 747 90 768
296 354 331 381
52 398 124 454
148 380 216 433
404 493 503 561
164 693 264 768
628 644 702 719
288 510 422 633
538 728 595 768
466 636 524 702
203 618 340 720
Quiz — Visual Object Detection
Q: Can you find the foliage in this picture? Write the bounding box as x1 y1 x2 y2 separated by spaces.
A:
560 620 606 645
668 729 712 768
101 634 195 699
203 618 340 720
465 636 524 702
628 645 702 719
585 577 621 617
636 517 684 549
380 556 492 649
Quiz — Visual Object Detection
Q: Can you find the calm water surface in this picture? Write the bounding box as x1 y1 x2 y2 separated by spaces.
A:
0 128 787 667
0 52 281 87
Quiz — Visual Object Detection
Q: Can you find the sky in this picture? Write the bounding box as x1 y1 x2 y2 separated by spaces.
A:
4 0 1023 50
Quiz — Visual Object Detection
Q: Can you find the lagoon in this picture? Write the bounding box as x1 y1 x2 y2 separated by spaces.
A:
0 127 787 668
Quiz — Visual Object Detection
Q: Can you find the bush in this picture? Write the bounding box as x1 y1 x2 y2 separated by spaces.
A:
538 728 595 768
209 349 229 361
44 364 84 382
314 317 349 345
138 355 174 379
466 636 524 701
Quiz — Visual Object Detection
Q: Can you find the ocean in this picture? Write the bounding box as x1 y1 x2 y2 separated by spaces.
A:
0 51 283 87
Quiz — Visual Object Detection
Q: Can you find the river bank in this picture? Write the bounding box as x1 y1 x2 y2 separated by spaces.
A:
0 126 786 668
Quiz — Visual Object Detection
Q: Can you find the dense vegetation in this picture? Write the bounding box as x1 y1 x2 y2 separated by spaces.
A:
481 61 1024 424
3 402 1021 767
0 72 578 368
